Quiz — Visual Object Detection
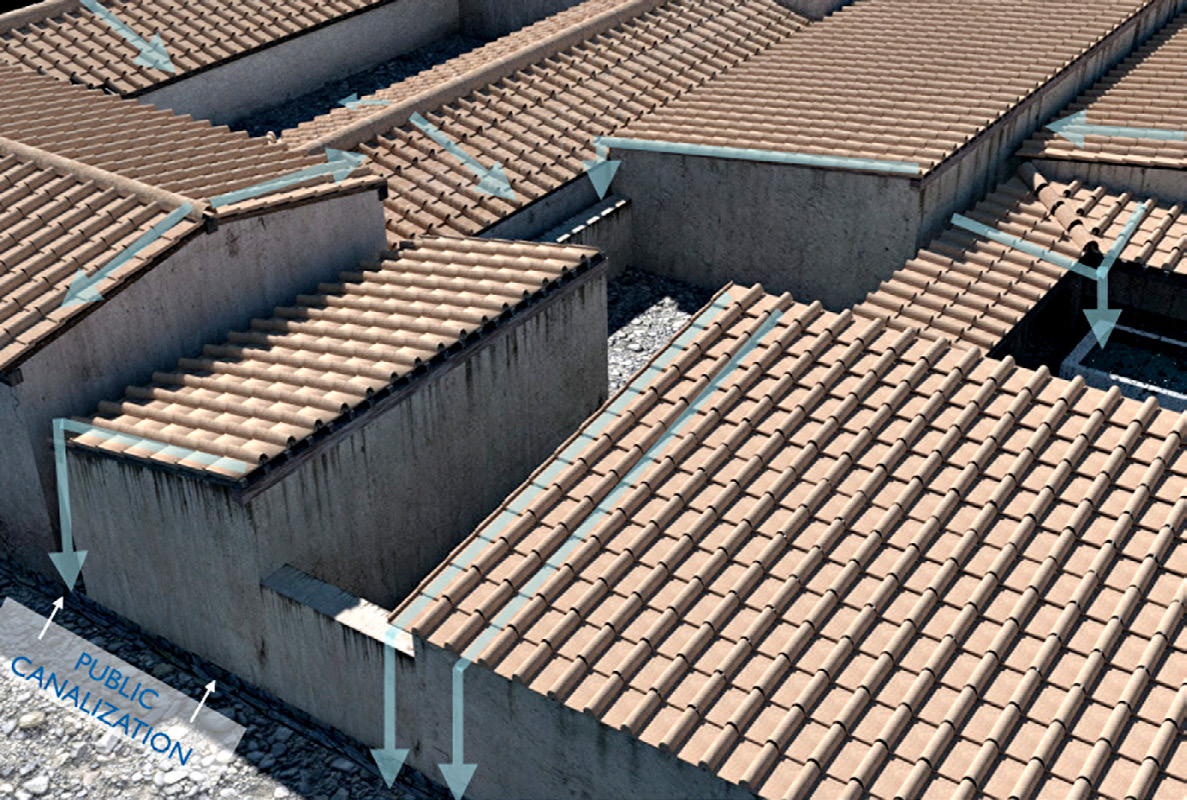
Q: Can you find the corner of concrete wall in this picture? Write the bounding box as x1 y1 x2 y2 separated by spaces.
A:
0 382 54 575
540 196 633 279
139 0 460 125
617 150 920 310
240 271 608 608
68 451 266 678
0 190 385 579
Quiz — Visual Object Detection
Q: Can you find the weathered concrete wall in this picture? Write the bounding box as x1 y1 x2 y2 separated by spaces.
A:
258 565 756 800
243 270 608 608
138 0 458 126
0 191 386 577
484 176 606 243
459 0 584 38
1032 158 1187 205
71 269 607 656
540 196 633 279
613 0 1184 311
616 150 922 309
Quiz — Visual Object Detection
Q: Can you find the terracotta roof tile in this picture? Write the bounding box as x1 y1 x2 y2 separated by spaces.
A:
393 284 1187 800
0 62 379 372
69 237 600 480
0 0 394 96
619 0 1161 175
1021 11 1187 169
856 165 1187 351
304 0 805 245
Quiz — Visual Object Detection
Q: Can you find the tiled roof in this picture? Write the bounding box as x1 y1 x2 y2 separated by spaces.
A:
396 284 1187 800
1021 11 1187 169
68 237 602 480
338 0 805 243
857 165 1187 351
0 63 378 373
282 0 645 151
0 0 397 96
619 0 1163 174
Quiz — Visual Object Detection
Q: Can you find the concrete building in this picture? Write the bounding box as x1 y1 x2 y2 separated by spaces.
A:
1019 12 1187 203
0 62 386 578
63 237 607 692
608 0 1187 309
0 0 592 127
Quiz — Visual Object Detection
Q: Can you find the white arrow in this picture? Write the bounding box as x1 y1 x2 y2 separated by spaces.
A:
189 680 216 723
38 597 64 640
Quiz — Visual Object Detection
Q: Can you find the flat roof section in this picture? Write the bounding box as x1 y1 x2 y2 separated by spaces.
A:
0 63 379 373
66 237 601 479
619 0 1164 176
396 283 1187 800
1021 11 1187 169
335 0 806 243
0 0 401 96
857 166 1187 351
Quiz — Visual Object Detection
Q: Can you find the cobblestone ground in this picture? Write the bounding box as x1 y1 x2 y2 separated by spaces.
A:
0 559 451 800
234 35 485 138
606 268 716 393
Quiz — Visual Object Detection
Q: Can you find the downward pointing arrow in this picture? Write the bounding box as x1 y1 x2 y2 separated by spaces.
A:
50 419 87 590
1082 201 1148 349
80 0 175 73
370 626 409 787
409 113 515 200
582 143 621 200
1047 110 1186 149
438 660 476 800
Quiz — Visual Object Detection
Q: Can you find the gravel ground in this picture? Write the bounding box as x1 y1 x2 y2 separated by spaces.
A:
606 269 716 393
0 558 450 800
234 35 486 138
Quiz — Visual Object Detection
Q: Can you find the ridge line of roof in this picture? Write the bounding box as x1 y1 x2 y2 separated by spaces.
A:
0 133 207 220
1018 162 1097 252
292 0 670 155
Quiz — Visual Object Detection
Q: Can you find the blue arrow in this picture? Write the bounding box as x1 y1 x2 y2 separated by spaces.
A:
63 202 194 308
949 214 1099 280
1083 201 1148 348
582 143 620 200
51 416 252 588
594 136 922 175
208 149 367 208
409 113 515 200
1047 110 1187 149
80 0 175 73
439 660 477 800
370 625 410 787
339 94 390 111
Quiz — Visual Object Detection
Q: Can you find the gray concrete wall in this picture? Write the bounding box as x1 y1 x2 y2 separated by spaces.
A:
459 0 584 39
540 196 633 279
484 175 607 243
70 269 607 659
258 565 756 800
616 150 922 309
0 190 386 577
1032 158 1187 205
138 0 459 126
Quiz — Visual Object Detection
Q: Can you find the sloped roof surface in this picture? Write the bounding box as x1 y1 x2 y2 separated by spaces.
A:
857 166 1187 351
0 62 376 372
397 284 1187 800
282 0 640 150
619 0 1163 174
1021 11 1187 169
347 0 805 243
0 0 396 95
69 237 600 478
